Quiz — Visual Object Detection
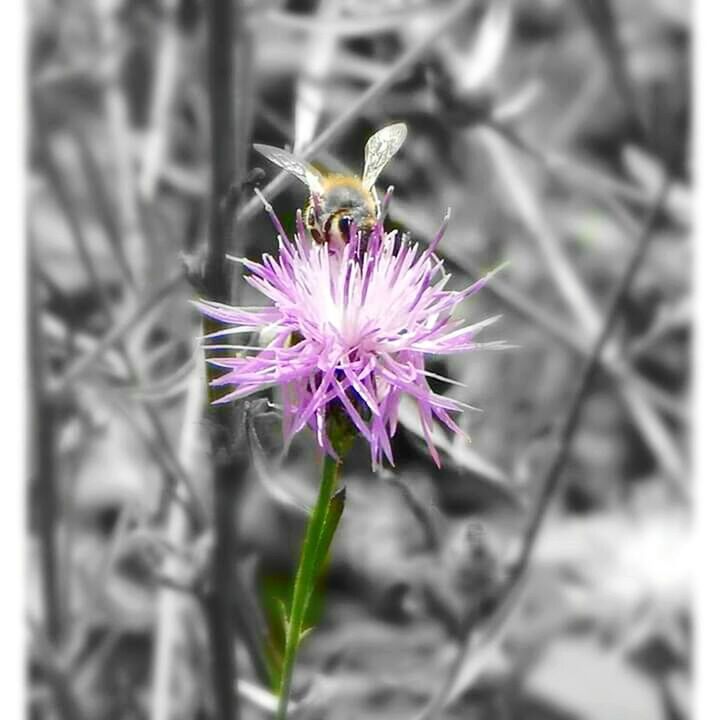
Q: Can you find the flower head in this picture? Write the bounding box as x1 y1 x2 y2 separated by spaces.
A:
196 198 501 468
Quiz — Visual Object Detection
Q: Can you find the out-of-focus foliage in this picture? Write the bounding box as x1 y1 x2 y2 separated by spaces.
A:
28 0 690 718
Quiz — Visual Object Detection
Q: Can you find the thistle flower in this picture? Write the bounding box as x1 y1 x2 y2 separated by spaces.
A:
196 197 501 468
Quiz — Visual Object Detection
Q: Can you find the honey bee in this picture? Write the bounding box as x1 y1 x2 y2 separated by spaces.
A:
254 123 407 246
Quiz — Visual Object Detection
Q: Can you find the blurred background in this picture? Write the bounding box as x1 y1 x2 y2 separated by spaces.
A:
27 0 691 718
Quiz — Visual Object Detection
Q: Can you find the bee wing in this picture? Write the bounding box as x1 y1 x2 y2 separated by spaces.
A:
254 144 325 195
361 123 407 190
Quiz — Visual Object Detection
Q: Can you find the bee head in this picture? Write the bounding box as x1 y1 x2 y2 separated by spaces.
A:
329 211 374 246
303 177 377 247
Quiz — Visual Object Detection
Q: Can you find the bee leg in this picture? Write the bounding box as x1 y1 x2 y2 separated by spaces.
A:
220 169 266 216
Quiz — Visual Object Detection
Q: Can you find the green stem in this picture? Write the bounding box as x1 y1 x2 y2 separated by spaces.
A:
277 455 340 720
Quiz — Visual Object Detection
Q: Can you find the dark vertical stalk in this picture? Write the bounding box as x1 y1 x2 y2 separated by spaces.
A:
29 238 87 720
205 0 235 299
232 0 254 282
28 243 62 646
204 1 254 718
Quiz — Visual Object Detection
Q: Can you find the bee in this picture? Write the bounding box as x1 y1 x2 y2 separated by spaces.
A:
254 123 407 246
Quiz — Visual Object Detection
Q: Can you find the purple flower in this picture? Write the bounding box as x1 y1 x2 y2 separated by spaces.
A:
195 200 501 468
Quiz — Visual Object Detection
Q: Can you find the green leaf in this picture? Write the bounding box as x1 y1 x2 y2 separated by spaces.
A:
298 627 314 644
276 598 290 639
314 487 346 582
